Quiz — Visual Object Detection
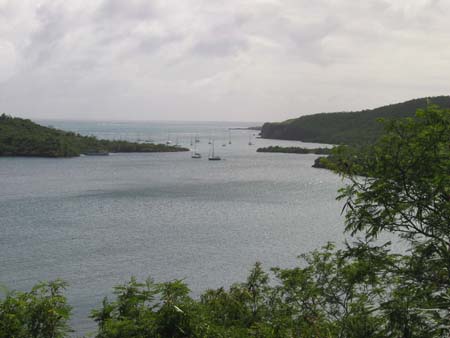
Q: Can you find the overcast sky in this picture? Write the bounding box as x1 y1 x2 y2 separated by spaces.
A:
0 0 449 122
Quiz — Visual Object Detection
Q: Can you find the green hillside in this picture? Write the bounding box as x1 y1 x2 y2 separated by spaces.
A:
0 114 188 157
261 96 450 144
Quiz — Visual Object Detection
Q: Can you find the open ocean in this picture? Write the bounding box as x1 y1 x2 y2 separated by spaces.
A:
0 120 345 336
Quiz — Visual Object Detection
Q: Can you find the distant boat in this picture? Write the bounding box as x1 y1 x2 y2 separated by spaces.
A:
228 130 232 144
195 134 200 143
191 141 201 159
208 140 221 161
222 131 228 146
166 132 172 145
248 134 253 146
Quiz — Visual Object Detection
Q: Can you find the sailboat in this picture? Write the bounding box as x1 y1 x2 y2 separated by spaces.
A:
191 140 201 159
208 140 221 161
228 130 232 145
166 132 172 145
248 134 253 146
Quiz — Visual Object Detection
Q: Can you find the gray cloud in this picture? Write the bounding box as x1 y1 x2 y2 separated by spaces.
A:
191 17 250 57
0 0 449 122
98 0 156 21
26 3 69 67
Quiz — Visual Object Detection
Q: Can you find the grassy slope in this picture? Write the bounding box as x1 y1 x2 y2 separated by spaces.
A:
0 114 188 157
261 96 450 145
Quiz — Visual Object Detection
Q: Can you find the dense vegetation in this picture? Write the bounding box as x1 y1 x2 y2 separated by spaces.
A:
261 96 450 145
0 114 188 157
1 106 449 337
257 146 332 155
0 280 71 338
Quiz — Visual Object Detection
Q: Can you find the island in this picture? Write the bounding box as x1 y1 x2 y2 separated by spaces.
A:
0 114 189 157
256 146 332 155
228 126 261 131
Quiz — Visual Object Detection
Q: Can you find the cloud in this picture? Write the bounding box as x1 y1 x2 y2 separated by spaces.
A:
191 16 250 58
0 40 17 82
0 0 449 121
97 0 155 21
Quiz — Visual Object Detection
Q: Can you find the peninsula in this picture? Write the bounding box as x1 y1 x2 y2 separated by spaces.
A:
260 96 450 145
0 114 188 157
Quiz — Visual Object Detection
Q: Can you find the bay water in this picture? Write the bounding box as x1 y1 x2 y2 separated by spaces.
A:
0 121 345 335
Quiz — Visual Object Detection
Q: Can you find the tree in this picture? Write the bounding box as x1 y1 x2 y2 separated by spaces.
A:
0 280 71 338
332 105 450 336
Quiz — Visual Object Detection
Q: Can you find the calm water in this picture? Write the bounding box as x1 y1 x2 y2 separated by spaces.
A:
0 121 345 336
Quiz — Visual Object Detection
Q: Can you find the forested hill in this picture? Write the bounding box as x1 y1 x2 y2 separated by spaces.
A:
0 114 188 157
261 96 450 145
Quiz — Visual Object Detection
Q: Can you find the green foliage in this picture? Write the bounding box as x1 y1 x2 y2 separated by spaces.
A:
312 145 371 173
336 105 450 243
89 245 399 338
333 104 450 337
0 280 71 338
0 114 188 157
261 96 450 145
91 278 208 338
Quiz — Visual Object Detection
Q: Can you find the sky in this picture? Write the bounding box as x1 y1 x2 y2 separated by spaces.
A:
0 0 449 122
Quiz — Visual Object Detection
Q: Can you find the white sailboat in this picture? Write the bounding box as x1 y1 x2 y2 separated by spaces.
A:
208 140 221 160
191 139 201 159
248 134 253 146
